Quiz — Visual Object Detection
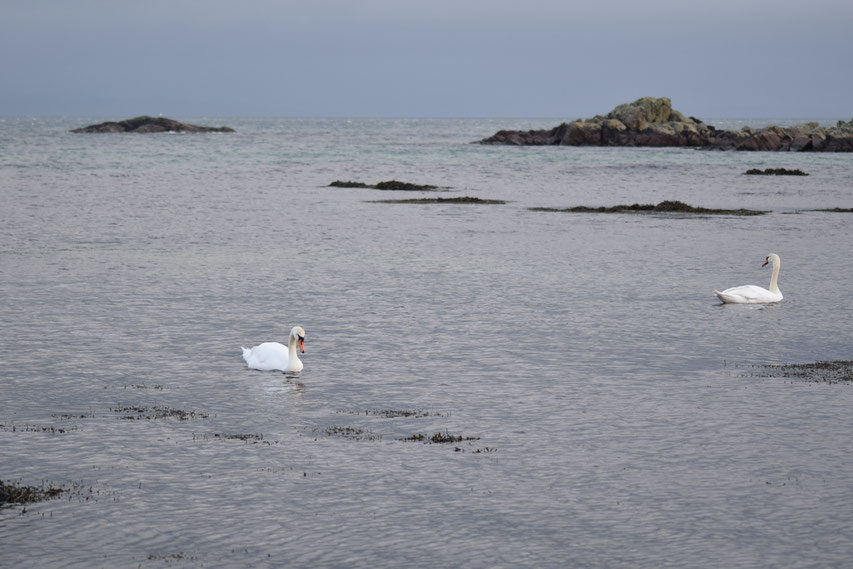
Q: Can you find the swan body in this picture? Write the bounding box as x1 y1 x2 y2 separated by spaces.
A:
714 254 783 304
242 326 306 372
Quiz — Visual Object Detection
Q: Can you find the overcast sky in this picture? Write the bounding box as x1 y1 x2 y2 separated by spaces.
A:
1 0 851 118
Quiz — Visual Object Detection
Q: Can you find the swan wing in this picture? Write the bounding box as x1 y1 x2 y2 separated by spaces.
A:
714 285 781 304
243 342 289 371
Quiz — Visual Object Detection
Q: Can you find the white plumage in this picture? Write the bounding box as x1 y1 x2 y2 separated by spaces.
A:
242 326 306 372
714 254 783 304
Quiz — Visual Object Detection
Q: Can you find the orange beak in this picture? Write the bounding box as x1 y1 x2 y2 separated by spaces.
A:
298 338 305 353
762 258 769 267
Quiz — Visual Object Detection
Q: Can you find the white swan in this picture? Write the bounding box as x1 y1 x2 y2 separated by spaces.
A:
241 326 306 372
714 254 783 304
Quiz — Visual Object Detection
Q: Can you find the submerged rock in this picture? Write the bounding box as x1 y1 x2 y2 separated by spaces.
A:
529 200 768 216
814 207 853 213
71 116 235 133
330 180 439 191
373 196 505 204
479 97 853 152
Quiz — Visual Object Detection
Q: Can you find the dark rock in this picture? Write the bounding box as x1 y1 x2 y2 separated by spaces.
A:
71 116 235 133
374 180 437 191
330 179 438 191
825 118 853 151
529 200 768 216
562 121 602 145
329 180 372 188
479 97 853 152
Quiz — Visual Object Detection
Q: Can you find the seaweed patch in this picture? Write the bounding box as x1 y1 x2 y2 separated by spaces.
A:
399 432 495 453
744 168 808 176
741 360 853 384
146 553 199 563
214 433 265 442
0 479 65 507
125 384 165 390
0 423 78 434
373 196 505 205
314 425 381 441
337 408 449 418
53 413 95 419
110 406 210 421
400 432 481 444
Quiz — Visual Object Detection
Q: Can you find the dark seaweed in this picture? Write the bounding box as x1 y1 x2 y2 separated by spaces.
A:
315 425 381 441
0 480 65 506
374 196 505 205
400 432 481 443
214 433 264 441
337 408 448 418
744 168 808 176
744 360 853 384
111 406 209 421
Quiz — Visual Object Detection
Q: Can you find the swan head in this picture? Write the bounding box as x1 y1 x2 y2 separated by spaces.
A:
762 253 780 268
290 326 306 353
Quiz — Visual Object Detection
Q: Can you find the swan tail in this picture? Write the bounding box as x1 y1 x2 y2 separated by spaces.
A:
713 290 730 303
714 290 740 304
241 346 252 364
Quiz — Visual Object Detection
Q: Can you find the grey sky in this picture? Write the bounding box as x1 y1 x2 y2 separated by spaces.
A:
1 0 851 117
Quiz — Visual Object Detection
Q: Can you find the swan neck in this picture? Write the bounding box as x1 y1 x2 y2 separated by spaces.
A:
769 258 781 293
288 335 300 361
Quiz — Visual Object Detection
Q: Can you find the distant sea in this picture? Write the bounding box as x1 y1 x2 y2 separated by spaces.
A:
1 116 852 569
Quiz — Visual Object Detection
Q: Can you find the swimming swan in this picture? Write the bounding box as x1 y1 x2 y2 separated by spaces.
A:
241 326 306 372
714 254 783 304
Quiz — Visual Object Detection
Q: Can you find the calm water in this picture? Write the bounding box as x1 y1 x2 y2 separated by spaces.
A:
1 117 852 568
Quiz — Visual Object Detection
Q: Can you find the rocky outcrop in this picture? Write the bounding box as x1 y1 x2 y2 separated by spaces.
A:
479 97 853 151
71 116 235 133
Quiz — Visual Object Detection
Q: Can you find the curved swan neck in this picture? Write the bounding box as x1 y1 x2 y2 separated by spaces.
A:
288 335 301 361
769 256 781 293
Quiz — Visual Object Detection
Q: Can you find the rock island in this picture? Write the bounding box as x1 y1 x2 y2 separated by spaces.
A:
71 116 235 133
479 97 852 151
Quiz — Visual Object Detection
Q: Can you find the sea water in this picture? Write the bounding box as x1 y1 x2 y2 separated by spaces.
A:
1 116 852 568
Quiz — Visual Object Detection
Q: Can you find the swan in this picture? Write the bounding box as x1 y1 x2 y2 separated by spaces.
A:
241 326 306 372
714 254 783 304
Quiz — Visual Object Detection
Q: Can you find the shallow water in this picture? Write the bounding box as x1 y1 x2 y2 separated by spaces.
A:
1 117 853 568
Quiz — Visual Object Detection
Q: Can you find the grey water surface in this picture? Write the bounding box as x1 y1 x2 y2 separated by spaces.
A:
1 117 852 568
